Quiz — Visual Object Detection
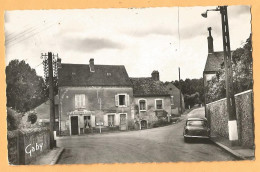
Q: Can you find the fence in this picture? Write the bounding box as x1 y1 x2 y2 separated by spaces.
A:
7 127 50 165
206 90 254 148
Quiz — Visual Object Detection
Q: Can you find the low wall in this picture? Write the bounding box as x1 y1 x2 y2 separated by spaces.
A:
8 127 50 165
206 90 254 148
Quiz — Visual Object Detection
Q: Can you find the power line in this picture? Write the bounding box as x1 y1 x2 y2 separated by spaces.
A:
33 62 43 69
6 18 57 42
6 21 59 47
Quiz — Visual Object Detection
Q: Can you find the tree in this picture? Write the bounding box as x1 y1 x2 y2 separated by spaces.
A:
170 78 204 108
6 60 47 112
7 108 22 131
206 35 252 103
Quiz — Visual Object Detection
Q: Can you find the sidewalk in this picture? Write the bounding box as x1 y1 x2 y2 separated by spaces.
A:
29 147 64 165
210 136 255 160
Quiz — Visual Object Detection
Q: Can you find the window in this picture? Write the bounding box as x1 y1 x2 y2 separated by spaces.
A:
115 94 129 107
75 94 85 108
171 96 174 105
139 99 146 111
108 115 115 126
155 99 163 110
119 95 125 105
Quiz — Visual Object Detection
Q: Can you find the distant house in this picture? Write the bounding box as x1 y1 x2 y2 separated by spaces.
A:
30 97 59 129
203 27 224 85
130 71 171 129
164 82 185 115
57 59 134 135
203 27 233 104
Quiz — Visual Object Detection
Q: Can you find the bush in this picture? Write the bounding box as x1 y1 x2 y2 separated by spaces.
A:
7 108 22 131
27 112 37 124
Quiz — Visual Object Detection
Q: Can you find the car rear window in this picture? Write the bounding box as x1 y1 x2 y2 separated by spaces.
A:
187 120 206 126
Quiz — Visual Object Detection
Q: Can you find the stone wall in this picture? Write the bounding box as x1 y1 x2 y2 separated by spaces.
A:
206 90 254 148
8 127 50 165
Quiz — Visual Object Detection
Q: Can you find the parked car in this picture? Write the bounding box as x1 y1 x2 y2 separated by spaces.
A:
183 117 210 142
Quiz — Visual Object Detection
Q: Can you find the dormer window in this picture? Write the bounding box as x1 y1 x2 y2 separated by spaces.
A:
107 73 111 76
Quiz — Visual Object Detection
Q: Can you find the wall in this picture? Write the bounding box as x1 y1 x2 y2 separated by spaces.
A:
7 128 50 165
164 83 185 115
133 96 171 127
59 86 134 135
206 90 254 148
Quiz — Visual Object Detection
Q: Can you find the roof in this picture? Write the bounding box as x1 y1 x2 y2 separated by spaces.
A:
130 77 170 96
58 63 132 87
204 51 224 73
187 117 207 121
32 98 59 120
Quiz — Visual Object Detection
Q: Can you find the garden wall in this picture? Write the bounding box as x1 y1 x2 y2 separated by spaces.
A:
206 90 254 148
7 127 50 165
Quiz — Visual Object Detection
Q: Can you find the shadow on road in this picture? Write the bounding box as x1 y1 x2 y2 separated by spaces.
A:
184 138 213 144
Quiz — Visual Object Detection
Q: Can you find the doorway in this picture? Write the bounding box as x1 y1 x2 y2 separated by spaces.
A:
71 116 79 135
120 114 127 130
141 120 148 129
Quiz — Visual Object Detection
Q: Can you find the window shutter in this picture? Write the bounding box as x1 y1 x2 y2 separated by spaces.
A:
75 95 79 108
82 94 85 107
115 94 119 106
104 114 108 126
115 114 120 125
126 94 129 107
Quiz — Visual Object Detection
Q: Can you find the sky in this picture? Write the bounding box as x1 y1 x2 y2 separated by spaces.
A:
4 6 251 81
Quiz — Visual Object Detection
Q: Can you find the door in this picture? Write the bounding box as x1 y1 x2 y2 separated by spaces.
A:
71 116 79 135
141 120 148 130
120 114 127 130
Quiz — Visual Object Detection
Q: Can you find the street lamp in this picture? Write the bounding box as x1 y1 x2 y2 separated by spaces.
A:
202 6 238 146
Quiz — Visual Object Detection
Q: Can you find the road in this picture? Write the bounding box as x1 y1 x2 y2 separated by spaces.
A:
56 108 236 164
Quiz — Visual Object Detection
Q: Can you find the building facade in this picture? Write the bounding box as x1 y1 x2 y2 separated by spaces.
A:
164 82 185 116
130 71 171 129
58 59 134 135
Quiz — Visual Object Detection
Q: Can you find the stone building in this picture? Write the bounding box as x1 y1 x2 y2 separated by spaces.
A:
130 71 171 129
57 59 134 135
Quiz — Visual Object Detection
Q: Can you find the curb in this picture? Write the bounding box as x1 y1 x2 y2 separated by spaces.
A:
210 139 246 160
50 147 64 165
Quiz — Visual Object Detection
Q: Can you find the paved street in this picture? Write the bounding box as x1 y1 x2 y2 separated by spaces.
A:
57 108 236 164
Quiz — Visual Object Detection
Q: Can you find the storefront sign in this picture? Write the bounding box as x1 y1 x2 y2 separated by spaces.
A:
67 110 92 115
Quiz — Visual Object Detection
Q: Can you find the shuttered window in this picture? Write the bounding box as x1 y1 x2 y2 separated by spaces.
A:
75 94 86 109
108 115 115 126
115 94 129 107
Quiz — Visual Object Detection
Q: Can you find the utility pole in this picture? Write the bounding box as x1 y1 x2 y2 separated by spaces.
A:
42 52 58 149
179 67 183 114
48 52 55 149
202 6 238 145
220 6 238 145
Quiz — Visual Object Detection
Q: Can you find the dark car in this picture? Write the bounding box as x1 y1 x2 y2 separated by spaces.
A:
183 117 210 142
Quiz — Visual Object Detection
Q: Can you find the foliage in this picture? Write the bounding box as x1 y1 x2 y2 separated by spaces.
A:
27 111 38 124
184 92 202 108
168 78 204 108
7 108 22 131
6 60 48 112
206 35 253 103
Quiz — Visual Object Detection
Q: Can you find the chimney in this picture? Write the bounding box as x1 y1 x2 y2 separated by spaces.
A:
151 70 159 81
207 27 214 54
89 58 94 72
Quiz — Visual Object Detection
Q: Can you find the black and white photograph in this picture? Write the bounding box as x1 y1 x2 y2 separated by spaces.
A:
5 5 254 165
